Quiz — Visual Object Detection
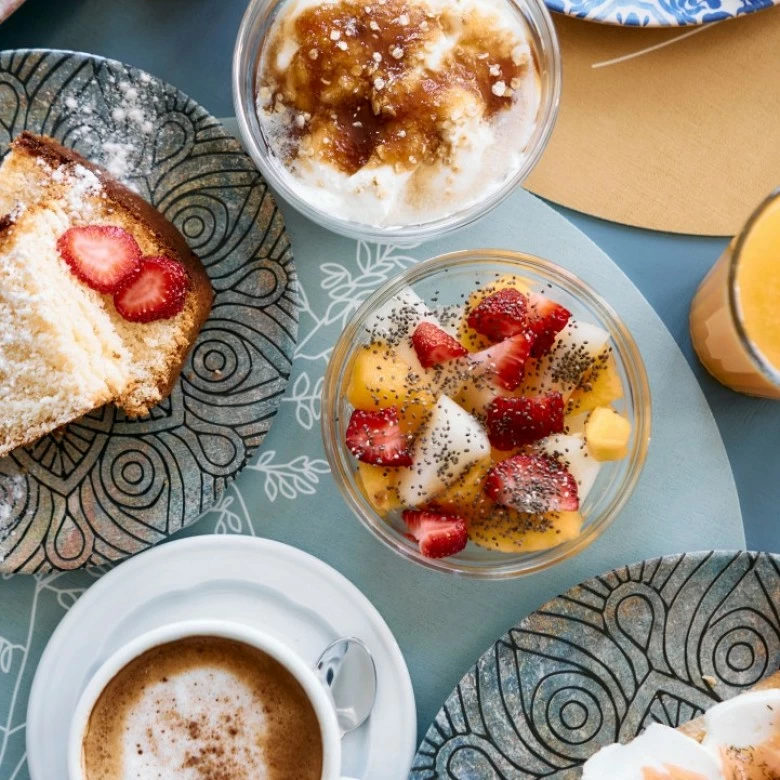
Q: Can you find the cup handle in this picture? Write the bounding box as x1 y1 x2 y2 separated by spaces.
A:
314 636 377 738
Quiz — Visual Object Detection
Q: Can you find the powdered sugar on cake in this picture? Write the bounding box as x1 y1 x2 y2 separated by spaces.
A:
0 132 214 457
33 158 105 218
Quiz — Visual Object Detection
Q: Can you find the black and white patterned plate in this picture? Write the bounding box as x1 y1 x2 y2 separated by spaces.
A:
0 50 297 573
412 551 780 778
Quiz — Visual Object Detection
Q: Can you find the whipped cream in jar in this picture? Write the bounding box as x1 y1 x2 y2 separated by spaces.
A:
234 0 560 241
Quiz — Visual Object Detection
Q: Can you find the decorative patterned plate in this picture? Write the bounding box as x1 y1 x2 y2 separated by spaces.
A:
412 551 780 778
548 0 775 26
0 50 297 573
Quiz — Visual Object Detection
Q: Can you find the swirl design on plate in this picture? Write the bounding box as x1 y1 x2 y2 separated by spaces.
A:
411 551 780 778
0 50 298 573
547 0 774 27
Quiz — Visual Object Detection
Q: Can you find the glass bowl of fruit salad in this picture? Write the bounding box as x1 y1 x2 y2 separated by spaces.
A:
322 249 651 577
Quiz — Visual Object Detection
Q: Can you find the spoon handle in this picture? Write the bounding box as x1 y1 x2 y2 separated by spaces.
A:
314 636 378 737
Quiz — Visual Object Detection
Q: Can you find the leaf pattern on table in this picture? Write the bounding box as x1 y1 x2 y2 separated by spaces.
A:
282 373 324 430
209 490 256 537
246 451 330 503
0 567 108 778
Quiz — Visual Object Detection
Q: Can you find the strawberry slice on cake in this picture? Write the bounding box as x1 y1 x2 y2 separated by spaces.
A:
57 225 141 293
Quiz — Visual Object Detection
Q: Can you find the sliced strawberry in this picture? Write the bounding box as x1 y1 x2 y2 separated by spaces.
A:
470 332 534 391
466 288 529 342
57 225 142 293
113 256 189 323
402 509 468 558
527 293 571 358
484 454 579 514
411 322 468 368
486 392 564 450
346 407 412 467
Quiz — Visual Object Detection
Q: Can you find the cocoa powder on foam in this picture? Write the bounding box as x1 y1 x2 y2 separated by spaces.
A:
81 636 323 780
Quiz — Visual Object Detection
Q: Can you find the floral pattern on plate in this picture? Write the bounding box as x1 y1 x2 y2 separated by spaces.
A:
548 0 774 26
0 50 296 572
412 551 780 778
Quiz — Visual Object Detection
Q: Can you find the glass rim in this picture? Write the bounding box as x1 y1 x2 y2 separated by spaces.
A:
232 0 562 242
321 249 652 578
727 187 780 388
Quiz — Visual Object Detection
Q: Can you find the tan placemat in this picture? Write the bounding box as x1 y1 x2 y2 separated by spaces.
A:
525 8 780 236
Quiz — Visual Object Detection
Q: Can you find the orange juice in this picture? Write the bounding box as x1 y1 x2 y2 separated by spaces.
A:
690 190 780 399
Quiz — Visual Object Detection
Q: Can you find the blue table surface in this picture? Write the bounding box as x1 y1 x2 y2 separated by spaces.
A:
0 0 776 564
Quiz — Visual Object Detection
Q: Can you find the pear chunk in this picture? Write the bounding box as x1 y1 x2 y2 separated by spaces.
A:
398 395 490 507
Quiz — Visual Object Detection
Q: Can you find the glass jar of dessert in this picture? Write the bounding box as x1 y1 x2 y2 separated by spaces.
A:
321 250 651 577
233 0 560 242
690 189 780 400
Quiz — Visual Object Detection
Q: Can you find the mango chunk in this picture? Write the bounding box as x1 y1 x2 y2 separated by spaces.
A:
346 343 435 421
585 406 631 461
457 274 532 352
469 510 583 553
432 447 521 519
568 353 623 414
356 462 403 516
432 457 492 520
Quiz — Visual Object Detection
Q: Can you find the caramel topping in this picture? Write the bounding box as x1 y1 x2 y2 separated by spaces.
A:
260 0 534 175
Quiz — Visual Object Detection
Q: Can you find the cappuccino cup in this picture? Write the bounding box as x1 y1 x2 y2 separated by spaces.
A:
68 620 344 780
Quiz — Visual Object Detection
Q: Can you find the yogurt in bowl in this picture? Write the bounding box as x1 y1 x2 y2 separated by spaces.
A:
258 0 541 226
233 0 560 241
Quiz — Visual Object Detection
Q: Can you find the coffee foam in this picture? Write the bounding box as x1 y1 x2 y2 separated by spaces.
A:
81 636 323 780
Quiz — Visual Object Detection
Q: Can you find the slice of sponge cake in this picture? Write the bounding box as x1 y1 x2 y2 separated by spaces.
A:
0 207 132 454
0 132 213 458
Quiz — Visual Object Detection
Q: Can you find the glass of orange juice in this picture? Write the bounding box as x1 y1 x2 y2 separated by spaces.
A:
690 189 780 399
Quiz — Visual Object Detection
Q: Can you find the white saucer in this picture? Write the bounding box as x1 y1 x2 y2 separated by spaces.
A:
26 536 417 779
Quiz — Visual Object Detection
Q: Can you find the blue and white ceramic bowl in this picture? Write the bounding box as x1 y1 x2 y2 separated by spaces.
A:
548 0 774 26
